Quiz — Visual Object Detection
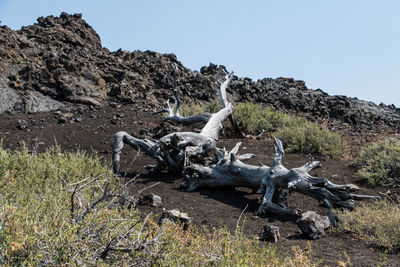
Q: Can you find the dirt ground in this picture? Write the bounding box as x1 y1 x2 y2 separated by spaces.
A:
1 102 399 266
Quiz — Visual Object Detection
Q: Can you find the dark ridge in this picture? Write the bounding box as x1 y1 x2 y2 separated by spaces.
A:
0 12 399 132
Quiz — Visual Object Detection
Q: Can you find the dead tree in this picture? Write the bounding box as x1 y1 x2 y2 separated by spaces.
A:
152 64 244 139
257 138 380 226
181 142 263 191
112 73 235 175
152 63 211 124
181 138 379 226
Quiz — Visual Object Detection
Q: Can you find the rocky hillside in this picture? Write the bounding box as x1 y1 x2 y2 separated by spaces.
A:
1 12 399 132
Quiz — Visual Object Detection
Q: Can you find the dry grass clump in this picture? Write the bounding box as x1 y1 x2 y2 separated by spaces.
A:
334 200 400 253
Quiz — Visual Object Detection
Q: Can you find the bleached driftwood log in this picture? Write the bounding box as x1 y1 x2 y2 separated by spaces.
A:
153 65 244 139
257 138 380 226
181 137 379 226
181 142 263 191
112 73 235 175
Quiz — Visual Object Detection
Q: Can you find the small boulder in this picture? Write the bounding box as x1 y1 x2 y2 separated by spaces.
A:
159 209 191 229
296 211 330 240
17 119 28 130
139 193 162 207
260 225 280 242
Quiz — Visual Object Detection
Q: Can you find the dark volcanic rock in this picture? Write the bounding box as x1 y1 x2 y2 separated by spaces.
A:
259 225 281 242
296 211 331 240
1 12 399 132
139 193 163 207
159 209 191 230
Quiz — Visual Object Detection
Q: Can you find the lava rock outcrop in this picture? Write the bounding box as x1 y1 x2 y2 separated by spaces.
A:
1 12 399 132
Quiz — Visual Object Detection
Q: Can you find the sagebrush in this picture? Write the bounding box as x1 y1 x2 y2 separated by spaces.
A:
353 139 400 186
0 144 320 266
334 200 400 253
180 100 347 159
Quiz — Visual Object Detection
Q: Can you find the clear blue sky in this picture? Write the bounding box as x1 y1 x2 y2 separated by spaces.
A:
1 0 399 107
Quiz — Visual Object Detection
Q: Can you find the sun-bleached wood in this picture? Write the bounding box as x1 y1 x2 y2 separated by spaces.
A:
257 138 380 226
112 74 235 175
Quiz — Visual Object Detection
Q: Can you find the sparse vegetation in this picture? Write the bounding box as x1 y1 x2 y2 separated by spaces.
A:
334 200 400 253
0 144 319 266
159 223 318 266
276 120 347 160
180 100 348 159
179 101 206 117
353 139 400 186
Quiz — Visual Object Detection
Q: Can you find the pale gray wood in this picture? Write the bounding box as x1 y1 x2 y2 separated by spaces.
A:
112 74 235 174
181 142 269 191
257 138 380 226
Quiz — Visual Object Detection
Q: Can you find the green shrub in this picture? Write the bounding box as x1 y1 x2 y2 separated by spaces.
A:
179 98 222 117
234 102 347 159
234 102 282 133
179 102 206 117
353 139 400 186
0 144 320 266
334 200 400 253
204 98 223 114
158 223 319 266
175 100 348 159
0 145 146 265
276 121 348 160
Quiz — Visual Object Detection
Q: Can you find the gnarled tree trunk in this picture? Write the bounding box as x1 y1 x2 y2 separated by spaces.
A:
181 142 262 191
257 138 380 226
112 73 235 175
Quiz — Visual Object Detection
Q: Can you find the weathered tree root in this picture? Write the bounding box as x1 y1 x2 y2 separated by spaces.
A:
180 138 379 227
112 71 237 175
112 103 234 175
181 142 264 191
257 138 380 226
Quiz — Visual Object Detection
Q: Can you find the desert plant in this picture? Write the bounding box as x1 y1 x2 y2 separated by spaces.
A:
234 102 347 159
157 223 319 266
0 144 158 265
179 101 206 117
334 200 400 253
0 144 320 266
353 139 400 186
175 101 348 159
276 121 348 160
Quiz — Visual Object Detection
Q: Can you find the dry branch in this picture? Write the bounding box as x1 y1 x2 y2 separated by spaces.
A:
257 138 380 226
112 73 235 175
152 63 212 124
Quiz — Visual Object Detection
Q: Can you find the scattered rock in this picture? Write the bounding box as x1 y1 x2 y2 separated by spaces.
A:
259 225 280 242
139 193 162 207
159 209 191 229
17 119 28 130
296 211 331 240
57 117 68 124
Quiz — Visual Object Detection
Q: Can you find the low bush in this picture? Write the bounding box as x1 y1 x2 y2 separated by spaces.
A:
334 200 400 253
159 223 318 266
352 139 400 186
178 101 347 159
276 121 347 160
0 144 320 266
179 102 205 117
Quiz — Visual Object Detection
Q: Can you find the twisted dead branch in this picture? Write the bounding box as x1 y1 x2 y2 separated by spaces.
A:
112 73 235 175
